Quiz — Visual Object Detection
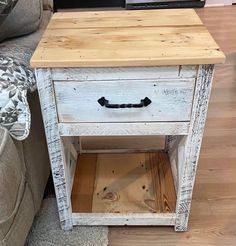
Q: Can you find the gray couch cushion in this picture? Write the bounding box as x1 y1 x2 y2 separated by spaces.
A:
0 8 52 142
0 0 18 25
0 9 52 141
22 91 50 212
0 9 52 54
0 0 43 42
0 126 25 239
2 184 34 246
0 5 51 246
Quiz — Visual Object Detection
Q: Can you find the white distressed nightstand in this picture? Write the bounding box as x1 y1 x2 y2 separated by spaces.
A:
30 9 225 231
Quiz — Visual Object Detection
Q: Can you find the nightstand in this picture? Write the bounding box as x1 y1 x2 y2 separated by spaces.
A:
30 9 225 231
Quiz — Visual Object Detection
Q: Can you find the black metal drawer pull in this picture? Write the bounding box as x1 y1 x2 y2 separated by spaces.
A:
97 97 152 108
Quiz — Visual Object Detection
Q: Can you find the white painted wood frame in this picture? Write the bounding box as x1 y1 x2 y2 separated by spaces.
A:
35 64 214 231
35 68 73 230
58 122 190 137
72 213 176 226
174 64 214 231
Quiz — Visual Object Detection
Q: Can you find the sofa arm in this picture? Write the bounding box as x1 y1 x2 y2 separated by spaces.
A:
0 127 26 240
22 91 51 213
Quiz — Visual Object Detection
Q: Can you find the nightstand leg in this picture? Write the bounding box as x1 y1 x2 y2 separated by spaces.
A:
175 65 214 231
35 68 73 230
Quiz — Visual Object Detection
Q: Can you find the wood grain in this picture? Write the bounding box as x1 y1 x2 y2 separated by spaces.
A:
150 152 176 213
109 5 236 244
49 9 203 28
71 154 97 212
71 152 176 214
80 136 165 153
30 10 225 67
196 6 236 54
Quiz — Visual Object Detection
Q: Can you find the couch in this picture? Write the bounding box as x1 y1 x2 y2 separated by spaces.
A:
0 1 53 245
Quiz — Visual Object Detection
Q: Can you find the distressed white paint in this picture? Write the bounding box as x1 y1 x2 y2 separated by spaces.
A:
62 137 77 197
58 122 190 136
175 65 214 231
35 64 215 231
52 66 198 81
165 136 181 193
35 68 73 230
54 80 195 123
72 213 176 226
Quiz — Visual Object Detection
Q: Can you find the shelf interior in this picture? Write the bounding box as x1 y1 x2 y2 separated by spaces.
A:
71 151 176 214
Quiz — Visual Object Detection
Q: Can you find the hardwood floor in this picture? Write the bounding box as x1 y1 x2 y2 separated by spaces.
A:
109 6 236 245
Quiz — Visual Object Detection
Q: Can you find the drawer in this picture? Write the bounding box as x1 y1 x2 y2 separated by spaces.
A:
54 79 195 123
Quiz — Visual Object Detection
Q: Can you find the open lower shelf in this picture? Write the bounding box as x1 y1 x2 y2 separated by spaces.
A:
71 151 176 225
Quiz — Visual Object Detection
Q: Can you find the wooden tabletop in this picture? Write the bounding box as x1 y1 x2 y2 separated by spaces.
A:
30 9 225 68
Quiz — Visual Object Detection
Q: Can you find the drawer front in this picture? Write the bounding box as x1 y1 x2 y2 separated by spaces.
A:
54 79 195 123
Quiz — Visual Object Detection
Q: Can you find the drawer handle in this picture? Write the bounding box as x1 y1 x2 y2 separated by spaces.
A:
97 97 152 108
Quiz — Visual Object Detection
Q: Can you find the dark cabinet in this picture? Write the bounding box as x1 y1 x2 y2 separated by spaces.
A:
54 0 125 8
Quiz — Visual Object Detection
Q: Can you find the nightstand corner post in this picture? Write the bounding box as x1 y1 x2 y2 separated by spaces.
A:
175 64 215 231
35 68 73 230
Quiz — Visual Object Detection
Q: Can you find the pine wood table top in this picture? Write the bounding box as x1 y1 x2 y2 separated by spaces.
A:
30 9 225 68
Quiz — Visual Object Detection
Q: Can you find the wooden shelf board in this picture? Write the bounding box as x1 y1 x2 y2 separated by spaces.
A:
71 151 176 215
